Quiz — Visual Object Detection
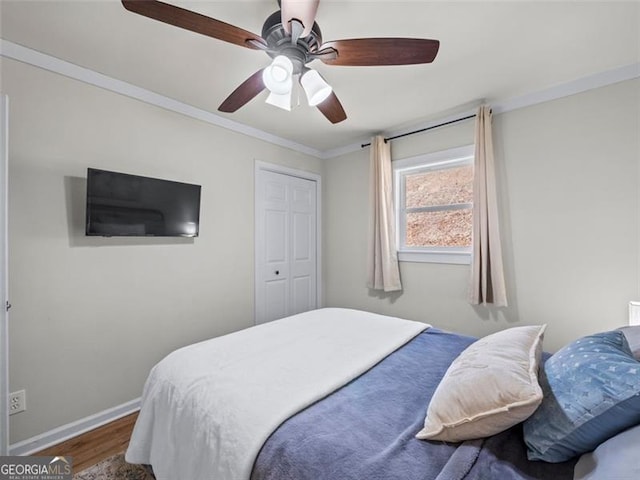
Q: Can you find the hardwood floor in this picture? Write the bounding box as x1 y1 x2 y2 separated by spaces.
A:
35 412 138 473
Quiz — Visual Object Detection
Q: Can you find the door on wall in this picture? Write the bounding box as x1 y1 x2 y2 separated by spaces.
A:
1 95 9 455
255 167 318 324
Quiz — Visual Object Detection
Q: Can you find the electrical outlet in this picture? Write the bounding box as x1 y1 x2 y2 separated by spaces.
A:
9 389 26 415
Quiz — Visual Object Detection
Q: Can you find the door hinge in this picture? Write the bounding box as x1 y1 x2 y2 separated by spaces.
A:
5 301 10 312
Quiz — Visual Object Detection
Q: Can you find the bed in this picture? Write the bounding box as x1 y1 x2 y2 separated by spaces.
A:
125 308 640 480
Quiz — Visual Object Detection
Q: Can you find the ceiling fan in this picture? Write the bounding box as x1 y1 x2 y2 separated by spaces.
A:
121 0 440 124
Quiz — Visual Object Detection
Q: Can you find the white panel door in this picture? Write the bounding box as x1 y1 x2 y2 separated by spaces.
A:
289 176 316 315
262 174 289 323
256 169 317 324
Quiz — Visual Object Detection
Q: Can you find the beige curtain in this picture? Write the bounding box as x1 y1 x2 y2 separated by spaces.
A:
367 135 402 292
469 106 508 306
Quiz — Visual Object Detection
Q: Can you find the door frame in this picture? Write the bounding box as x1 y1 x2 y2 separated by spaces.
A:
254 161 322 324
1 94 9 455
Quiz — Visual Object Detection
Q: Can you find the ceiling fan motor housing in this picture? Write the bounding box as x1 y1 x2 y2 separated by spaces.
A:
261 11 323 74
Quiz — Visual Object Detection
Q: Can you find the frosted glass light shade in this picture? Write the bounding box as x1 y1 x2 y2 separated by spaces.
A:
262 56 294 95
265 91 292 111
301 69 332 106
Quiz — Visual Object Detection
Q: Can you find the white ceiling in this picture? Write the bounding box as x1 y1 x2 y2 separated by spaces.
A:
1 1 639 151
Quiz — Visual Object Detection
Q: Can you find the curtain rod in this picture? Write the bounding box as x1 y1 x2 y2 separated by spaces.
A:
360 114 477 148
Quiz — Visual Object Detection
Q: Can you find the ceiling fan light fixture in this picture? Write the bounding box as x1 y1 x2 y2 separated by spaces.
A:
301 69 332 107
262 55 294 95
265 90 293 111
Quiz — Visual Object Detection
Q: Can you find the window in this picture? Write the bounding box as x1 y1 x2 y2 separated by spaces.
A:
394 145 474 264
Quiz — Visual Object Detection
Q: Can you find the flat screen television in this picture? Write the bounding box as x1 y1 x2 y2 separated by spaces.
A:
86 168 201 237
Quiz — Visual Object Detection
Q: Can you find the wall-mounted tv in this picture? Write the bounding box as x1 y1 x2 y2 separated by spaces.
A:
86 168 201 237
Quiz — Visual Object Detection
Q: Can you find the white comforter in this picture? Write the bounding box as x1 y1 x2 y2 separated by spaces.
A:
125 308 428 480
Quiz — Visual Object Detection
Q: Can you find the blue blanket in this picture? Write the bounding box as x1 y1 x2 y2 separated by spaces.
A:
251 329 576 480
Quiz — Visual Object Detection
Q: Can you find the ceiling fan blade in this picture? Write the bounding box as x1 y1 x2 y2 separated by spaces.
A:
316 92 347 124
218 69 266 113
280 0 320 38
121 0 266 50
320 38 440 66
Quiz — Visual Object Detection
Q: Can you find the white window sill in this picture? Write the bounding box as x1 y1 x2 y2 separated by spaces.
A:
398 250 471 265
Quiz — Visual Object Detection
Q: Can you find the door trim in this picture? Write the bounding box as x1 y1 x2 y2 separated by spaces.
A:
254 161 322 325
1 94 9 455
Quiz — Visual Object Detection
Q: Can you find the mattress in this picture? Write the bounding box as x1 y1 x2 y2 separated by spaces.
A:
127 308 576 479
125 308 428 480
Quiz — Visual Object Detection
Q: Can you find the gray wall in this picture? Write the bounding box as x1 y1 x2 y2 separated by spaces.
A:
3 58 322 443
324 78 640 353
4 53 639 445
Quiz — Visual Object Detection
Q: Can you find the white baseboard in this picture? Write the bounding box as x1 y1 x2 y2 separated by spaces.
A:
9 398 141 456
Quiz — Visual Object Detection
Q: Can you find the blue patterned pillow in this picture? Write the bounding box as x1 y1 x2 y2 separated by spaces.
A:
523 330 640 462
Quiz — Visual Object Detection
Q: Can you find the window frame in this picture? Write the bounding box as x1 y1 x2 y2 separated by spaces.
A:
394 145 474 265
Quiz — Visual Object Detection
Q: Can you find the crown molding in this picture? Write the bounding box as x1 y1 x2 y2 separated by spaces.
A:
0 39 324 159
492 62 640 116
334 62 640 159
2 39 638 161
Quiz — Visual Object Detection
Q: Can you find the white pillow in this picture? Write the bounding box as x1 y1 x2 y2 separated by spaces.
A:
573 423 640 480
416 325 545 442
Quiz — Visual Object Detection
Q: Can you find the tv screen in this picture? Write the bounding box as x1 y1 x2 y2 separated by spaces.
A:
86 168 201 237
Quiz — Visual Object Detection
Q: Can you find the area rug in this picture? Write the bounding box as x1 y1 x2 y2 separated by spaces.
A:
72 453 155 480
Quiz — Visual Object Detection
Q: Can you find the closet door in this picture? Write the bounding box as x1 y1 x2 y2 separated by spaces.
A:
255 167 317 324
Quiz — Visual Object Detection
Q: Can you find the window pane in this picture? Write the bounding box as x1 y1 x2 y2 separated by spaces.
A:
405 165 473 208
406 209 472 247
